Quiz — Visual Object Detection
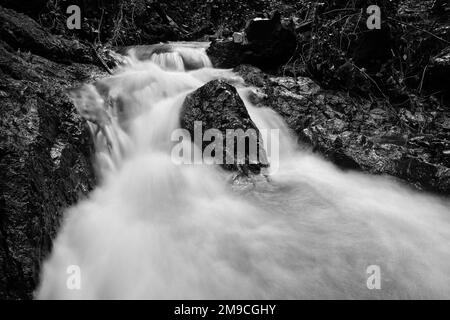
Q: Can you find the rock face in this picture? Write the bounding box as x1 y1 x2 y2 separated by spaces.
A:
0 6 94 64
236 65 450 194
0 7 101 299
207 13 296 70
180 80 268 175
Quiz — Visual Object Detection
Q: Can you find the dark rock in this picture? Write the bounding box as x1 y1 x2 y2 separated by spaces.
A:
236 64 450 194
207 40 246 68
425 46 450 102
0 0 47 17
397 156 450 192
180 80 268 175
0 35 102 298
352 28 394 72
207 12 296 70
245 11 281 42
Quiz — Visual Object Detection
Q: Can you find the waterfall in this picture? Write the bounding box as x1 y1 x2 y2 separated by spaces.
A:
37 43 450 299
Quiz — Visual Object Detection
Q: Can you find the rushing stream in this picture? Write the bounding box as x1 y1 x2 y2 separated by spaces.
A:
37 43 450 299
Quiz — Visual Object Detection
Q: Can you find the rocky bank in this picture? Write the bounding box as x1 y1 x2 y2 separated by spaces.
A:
233 64 450 194
0 6 105 299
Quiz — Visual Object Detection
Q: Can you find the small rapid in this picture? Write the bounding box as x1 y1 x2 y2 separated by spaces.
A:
37 43 450 299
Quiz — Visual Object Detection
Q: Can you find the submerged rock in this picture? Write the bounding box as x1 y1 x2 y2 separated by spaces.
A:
180 80 268 175
235 64 450 194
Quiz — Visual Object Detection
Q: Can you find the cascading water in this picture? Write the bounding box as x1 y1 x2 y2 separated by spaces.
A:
37 43 450 299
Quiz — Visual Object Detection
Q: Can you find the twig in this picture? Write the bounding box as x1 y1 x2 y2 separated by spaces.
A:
321 8 357 15
351 62 388 100
418 65 428 94
388 17 450 45
329 13 359 27
111 3 124 45
97 8 105 44
282 42 299 77
339 16 352 50
90 44 113 75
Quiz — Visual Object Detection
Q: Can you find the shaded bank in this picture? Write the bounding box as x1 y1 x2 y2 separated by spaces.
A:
0 6 104 299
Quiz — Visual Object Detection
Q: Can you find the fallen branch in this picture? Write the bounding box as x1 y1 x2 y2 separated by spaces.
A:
90 44 113 75
350 62 389 100
321 8 357 16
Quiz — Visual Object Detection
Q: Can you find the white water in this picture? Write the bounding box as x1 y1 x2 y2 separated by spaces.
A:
37 44 450 299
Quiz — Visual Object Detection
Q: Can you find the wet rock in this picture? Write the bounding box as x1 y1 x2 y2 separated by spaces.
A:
180 80 268 175
0 36 101 298
207 40 245 68
236 64 450 194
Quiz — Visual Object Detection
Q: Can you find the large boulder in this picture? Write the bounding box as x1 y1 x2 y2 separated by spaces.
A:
236 64 450 194
180 80 268 175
